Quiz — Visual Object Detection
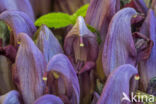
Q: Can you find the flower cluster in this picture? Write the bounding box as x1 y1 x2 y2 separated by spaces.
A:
0 0 156 104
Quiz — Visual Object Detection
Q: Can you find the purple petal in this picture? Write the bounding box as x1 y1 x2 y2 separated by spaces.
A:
86 0 120 40
0 10 36 46
0 90 20 104
34 94 63 104
102 8 137 77
0 0 35 21
46 54 80 104
139 9 156 90
35 25 63 63
15 33 46 104
97 64 138 104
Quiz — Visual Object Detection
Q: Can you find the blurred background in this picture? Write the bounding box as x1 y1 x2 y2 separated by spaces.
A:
30 0 89 18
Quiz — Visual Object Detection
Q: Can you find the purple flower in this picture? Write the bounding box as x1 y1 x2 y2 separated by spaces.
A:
14 33 46 104
46 54 80 104
0 10 36 46
64 16 98 73
102 8 137 77
97 64 138 104
34 25 63 63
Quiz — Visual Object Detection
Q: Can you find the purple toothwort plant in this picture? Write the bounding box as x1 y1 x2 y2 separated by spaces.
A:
0 0 156 104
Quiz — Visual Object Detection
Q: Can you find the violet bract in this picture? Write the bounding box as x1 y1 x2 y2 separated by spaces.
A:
46 54 80 104
0 10 36 46
15 33 46 104
34 25 63 63
97 64 138 104
102 8 137 77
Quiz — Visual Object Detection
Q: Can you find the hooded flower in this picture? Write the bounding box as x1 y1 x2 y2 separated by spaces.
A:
97 64 138 104
46 54 80 104
139 9 156 91
102 8 137 77
0 0 35 21
14 33 46 104
34 94 64 104
86 0 120 40
0 90 20 104
34 25 63 63
0 10 36 46
64 16 98 73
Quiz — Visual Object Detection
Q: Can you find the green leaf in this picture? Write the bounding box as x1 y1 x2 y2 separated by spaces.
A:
35 13 73 29
0 21 10 46
71 4 89 23
35 4 89 29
